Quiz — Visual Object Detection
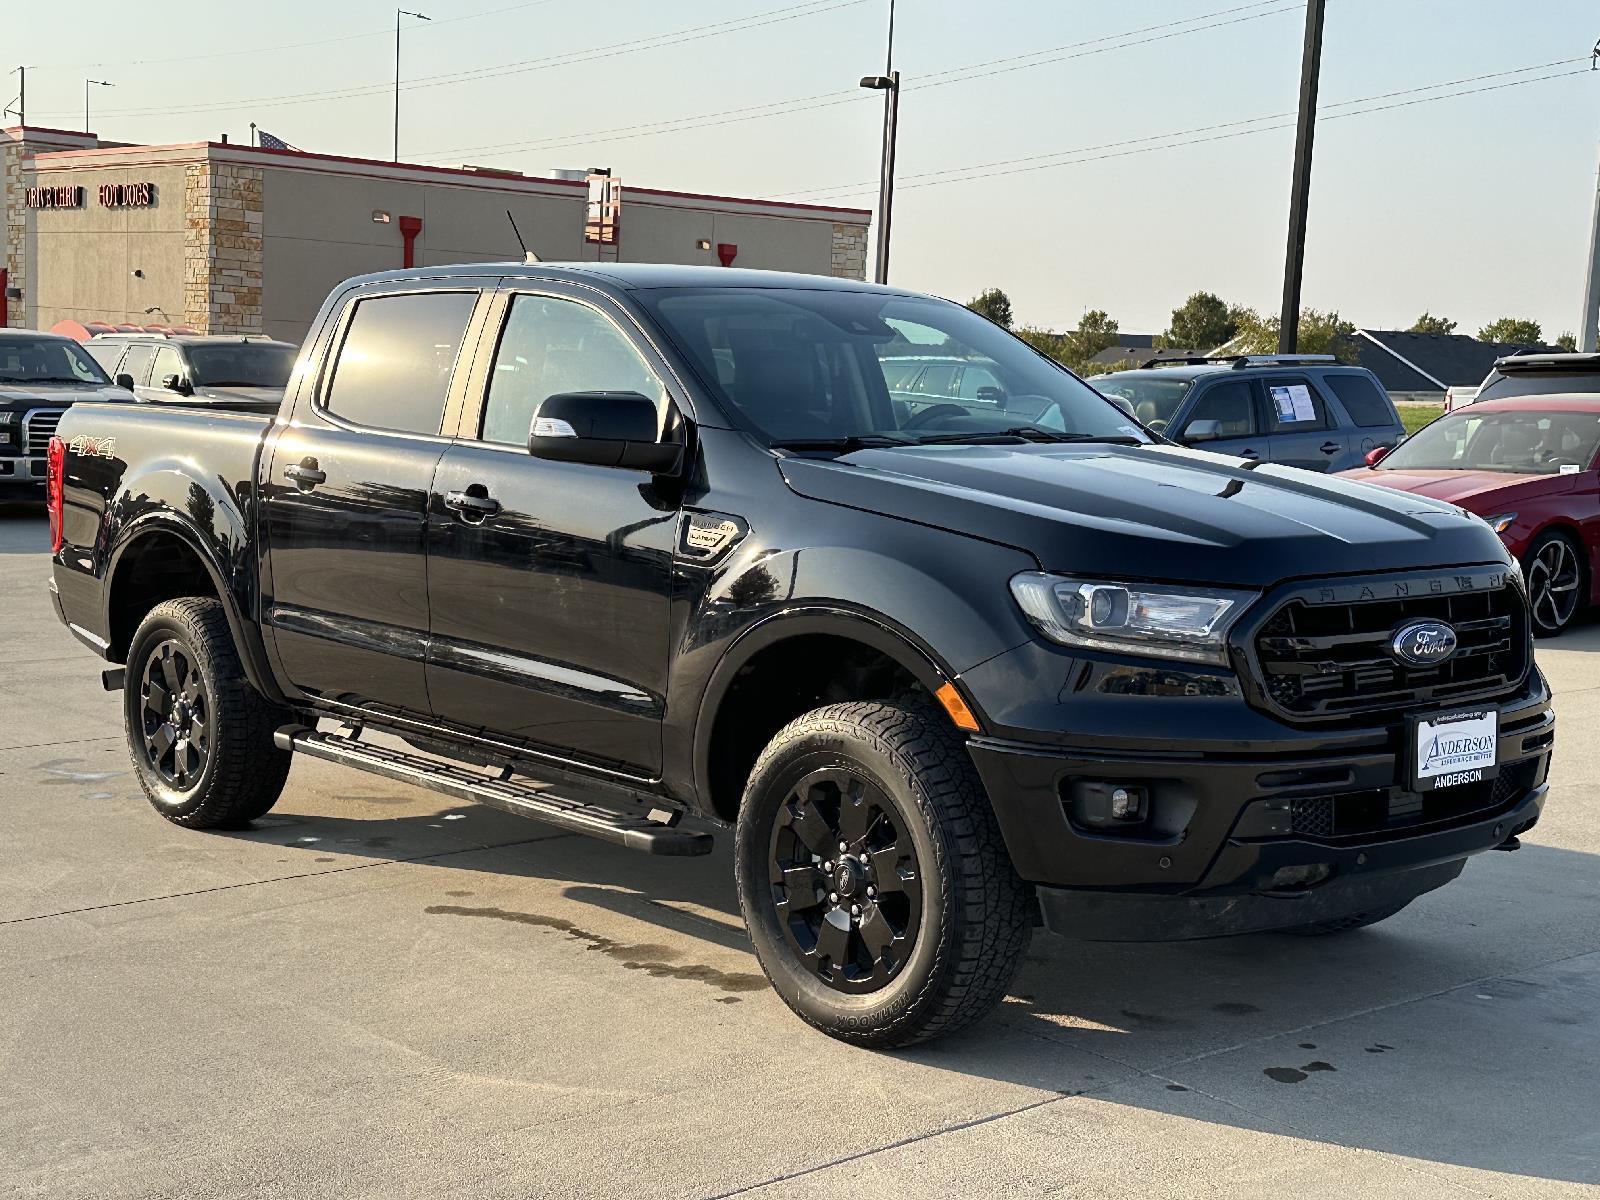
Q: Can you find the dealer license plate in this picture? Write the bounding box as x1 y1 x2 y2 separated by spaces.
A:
1410 709 1499 792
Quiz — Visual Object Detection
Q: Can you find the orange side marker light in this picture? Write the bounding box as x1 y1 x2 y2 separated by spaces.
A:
935 681 980 732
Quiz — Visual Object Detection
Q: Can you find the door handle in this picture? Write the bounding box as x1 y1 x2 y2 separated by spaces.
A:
444 488 502 520
283 460 326 487
1239 449 1260 461
1320 441 1341 455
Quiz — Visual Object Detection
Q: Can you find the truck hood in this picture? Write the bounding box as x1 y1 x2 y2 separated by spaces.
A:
778 442 1509 588
1335 466 1574 513
0 382 127 406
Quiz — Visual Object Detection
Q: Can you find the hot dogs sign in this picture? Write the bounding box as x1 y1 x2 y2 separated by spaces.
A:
25 181 156 209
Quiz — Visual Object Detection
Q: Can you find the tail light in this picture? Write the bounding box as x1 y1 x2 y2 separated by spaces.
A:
46 435 65 553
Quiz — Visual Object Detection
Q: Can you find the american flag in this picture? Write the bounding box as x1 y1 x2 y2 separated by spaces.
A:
257 129 298 151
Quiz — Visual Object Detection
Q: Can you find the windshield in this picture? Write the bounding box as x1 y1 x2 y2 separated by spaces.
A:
1089 373 1195 433
1476 371 1600 403
636 288 1149 447
1379 408 1600 473
186 344 297 388
0 337 111 385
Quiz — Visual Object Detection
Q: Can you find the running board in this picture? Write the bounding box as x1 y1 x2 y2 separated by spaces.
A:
274 726 712 856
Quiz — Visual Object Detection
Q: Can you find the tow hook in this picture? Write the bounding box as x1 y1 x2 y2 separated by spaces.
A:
1492 822 1521 852
100 667 125 693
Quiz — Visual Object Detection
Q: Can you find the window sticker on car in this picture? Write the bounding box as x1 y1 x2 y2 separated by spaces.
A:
1560 463 1580 474
1270 384 1317 423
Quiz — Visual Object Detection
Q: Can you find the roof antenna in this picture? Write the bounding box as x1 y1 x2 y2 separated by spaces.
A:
507 209 539 263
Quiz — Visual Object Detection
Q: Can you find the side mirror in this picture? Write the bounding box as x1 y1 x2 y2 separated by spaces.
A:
975 385 1006 405
115 373 135 390
160 373 192 395
1365 446 1390 467
527 390 681 473
1182 419 1222 444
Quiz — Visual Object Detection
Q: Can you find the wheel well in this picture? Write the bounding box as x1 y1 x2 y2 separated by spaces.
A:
704 634 928 823
108 531 221 661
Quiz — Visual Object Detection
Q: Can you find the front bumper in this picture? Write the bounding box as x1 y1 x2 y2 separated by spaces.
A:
0 456 46 489
963 656 1553 941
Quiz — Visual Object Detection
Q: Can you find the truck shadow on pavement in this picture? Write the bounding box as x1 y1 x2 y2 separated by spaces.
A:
218 799 1600 1189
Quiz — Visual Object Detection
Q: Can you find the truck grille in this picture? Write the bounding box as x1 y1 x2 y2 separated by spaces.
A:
1253 581 1527 720
24 408 64 456
1286 760 1534 840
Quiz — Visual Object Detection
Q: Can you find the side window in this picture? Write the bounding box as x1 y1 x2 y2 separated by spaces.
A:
480 293 666 447
152 345 186 386
120 343 157 386
911 363 957 396
323 291 478 436
1183 381 1257 438
958 364 1003 400
85 342 123 375
1326 373 1395 427
1263 379 1330 432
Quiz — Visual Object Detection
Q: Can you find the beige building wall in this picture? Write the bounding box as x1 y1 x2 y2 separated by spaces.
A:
2 127 100 328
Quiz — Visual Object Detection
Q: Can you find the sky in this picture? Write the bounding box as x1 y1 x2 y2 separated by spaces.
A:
12 0 1600 339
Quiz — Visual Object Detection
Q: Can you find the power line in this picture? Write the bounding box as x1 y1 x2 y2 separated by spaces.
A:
410 0 1300 162
31 0 864 120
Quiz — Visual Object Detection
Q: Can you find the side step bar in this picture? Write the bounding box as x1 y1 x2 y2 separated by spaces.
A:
274 726 712 856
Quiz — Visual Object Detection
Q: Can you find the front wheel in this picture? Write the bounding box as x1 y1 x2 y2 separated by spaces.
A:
734 701 1032 1048
1524 530 1586 637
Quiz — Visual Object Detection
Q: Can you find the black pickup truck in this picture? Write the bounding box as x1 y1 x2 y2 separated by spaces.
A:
46 263 1555 1047
0 329 130 496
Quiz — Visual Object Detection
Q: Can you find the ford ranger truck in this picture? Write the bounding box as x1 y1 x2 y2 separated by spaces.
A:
45 264 1555 1048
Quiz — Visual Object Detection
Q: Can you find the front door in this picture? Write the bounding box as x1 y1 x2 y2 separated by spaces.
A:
1176 379 1270 462
424 287 680 778
263 285 487 715
1262 376 1347 471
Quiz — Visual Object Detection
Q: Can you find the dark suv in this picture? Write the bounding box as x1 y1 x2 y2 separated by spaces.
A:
85 333 298 413
1092 355 1404 472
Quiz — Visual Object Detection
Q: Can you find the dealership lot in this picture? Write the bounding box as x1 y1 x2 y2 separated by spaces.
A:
1 506 1596 1199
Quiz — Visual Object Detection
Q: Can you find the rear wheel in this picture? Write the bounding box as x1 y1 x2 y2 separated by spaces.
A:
734 700 1031 1048
125 598 294 829
1525 530 1586 637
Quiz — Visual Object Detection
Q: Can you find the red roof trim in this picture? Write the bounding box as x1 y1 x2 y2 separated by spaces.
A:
2 125 99 140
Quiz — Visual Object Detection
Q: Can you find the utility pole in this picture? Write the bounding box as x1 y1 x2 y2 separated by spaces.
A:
1579 40 1600 353
84 79 112 134
5 66 28 126
859 0 899 285
1278 0 1327 353
394 9 431 162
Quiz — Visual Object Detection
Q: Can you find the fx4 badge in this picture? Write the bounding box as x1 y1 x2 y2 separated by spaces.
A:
681 512 745 560
68 434 118 460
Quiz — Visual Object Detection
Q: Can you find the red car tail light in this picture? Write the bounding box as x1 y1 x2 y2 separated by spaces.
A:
46 435 65 554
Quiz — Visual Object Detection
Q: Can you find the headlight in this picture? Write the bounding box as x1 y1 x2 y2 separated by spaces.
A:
1482 512 1517 535
1009 573 1257 665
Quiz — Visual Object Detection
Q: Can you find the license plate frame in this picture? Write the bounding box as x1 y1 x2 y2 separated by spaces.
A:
1408 708 1500 793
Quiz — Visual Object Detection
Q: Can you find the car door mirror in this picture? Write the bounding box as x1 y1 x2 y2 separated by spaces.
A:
528 390 682 473
115 372 135 390
1182 419 1222 443
160 373 192 395
1365 445 1390 467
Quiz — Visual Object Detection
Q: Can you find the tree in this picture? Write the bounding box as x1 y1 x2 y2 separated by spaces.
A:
1478 317 1542 345
966 288 1014 330
1409 312 1457 336
1059 309 1120 372
1231 308 1359 363
1157 291 1240 352
1557 332 1577 352
1014 326 1067 362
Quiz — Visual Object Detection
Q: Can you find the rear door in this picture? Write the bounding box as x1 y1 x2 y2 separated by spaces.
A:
423 282 680 777
1324 371 1404 462
1261 375 1346 471
262 281 491 717
1174 379 1270 462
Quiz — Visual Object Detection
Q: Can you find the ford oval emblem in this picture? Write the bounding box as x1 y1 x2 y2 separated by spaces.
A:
1391 620 1458 667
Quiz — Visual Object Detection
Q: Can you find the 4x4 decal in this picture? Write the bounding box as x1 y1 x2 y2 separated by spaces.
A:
68 435 118 459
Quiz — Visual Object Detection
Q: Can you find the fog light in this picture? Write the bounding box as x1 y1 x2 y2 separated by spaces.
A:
1110 787 1141 821
1071 780 1149 828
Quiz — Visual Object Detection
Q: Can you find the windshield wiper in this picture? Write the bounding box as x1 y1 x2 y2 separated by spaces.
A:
0 375 93 385
911 428 1146 446
770 434 913 452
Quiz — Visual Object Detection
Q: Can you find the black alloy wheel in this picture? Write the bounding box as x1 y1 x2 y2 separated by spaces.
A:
768 768 923 993
140 638 210 791
1526 531 1584 636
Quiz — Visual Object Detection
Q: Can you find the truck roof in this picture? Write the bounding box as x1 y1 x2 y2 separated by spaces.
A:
341 261 915 295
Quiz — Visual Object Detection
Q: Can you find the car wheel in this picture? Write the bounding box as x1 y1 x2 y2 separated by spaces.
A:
125 597 294 829
1524 530 1586 637
734 700 1032 1048
1282 899 1411 936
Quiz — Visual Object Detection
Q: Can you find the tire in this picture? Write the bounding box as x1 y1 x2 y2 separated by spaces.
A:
124 597 294 829
734 700 1032 1048
1283 899 1412 937
1524 530 1587 638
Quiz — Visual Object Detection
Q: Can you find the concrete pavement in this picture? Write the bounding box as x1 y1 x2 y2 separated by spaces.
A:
1 505 1596 1199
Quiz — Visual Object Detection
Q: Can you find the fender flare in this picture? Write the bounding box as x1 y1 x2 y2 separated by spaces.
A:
689 605 957 813
103 513 287 704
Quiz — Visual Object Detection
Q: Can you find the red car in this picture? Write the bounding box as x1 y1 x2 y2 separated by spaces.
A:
1339 394 1600 636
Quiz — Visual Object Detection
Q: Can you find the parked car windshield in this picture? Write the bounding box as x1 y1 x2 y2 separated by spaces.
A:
1476 371 1600 403
1378 408 1600 473
186 343 297 388
638 288 1149 446
0 336 111 385
1089 373 1195 432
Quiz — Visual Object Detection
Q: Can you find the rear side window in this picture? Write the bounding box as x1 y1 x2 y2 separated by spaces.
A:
119 343 157 387
323 292 478 435
1263 379 1330 431
1326 373 1395 427
85 342 123 374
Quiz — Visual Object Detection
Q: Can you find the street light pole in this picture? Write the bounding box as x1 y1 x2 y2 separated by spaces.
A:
860 0 899 284
84 79 112 134
1578 40 1600 353
394 9 431 162
1278 0 1327 353
5 66 29 126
